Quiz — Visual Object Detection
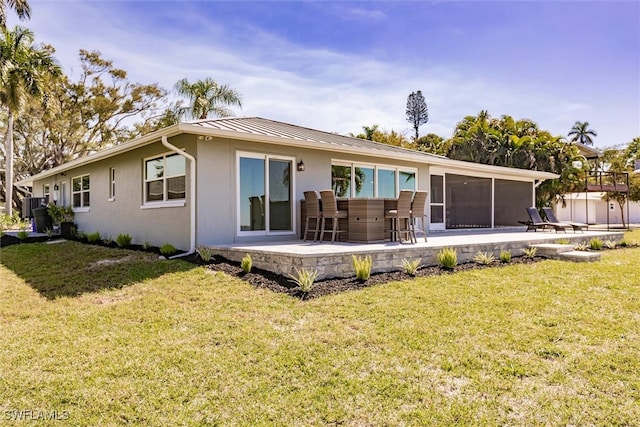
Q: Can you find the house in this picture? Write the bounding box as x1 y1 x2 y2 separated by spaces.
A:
16 117 558 252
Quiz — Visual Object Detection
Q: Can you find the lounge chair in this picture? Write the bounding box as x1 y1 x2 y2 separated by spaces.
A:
542 207 587 233
525 207 569 233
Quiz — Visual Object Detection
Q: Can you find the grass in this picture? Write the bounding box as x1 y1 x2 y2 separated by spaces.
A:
1 235 640 425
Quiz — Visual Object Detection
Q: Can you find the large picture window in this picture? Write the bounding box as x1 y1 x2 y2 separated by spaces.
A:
331 162 416 198
144 153 186 203
238 152 293 234
72 174 90 208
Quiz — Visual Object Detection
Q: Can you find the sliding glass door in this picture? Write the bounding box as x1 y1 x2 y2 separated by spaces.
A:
238 153 293 234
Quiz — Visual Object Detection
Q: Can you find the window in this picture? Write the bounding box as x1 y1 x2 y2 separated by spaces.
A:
238 152 293 234
355 166 374 197
144 153 186 203
430 175 444 224
60 182 68 207
109 167 116 200
43 184 50 203
331 162 417 198
377 169 396 198
72 175 90 208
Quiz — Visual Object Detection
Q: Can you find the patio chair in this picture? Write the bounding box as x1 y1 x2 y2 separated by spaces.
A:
410 190 428 242
319 190 348 242
525 207 568 233
542 207 587 233
303 190 322 241
385 190 415 243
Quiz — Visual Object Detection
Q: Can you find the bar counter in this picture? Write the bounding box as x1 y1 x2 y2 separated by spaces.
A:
301 197 397 243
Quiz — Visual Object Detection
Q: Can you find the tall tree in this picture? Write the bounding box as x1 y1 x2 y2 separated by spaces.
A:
568 121 597 146
0 0 31 29
174 77 242 120
4 49 168 183
447 111 584 206
415 133 449 156
405 90 428 141
0 25 59 215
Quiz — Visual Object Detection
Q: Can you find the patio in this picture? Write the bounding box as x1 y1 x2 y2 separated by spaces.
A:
211 227 625 280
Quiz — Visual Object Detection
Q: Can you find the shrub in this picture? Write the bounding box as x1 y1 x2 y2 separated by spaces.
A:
116 233 132 248
1 211 23 230
352 255 372 281
473 251 495 265
619 239 629 247
603 240 617 249
289 268 319 294
522 247 538 258
589 238 603 251
44 228 55 238
160 243 177 257
196 246 214 262
241 253 253 273
142 241 151 250
16 229 30 241
47 203 74 224
437 247 457 269
574 242 589 251
401 258 421 276
555 238 570 245
499 250 512 263
102 236 113 246
86 231 101 243
75 230 86 240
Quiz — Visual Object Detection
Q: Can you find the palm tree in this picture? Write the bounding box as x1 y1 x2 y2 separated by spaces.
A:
1 0 31 29
1 25 60 215
568 121 598 146
174 77 242 120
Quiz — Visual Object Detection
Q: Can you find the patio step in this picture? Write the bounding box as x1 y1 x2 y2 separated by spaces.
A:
530 244 601 262
557 250 601 263
530 243 576 258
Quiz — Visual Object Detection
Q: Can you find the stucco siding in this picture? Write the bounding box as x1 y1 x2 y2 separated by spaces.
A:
33 135 195 250
195 137 429 245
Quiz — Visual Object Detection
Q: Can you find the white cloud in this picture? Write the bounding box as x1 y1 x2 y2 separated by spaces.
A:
21 1 640 147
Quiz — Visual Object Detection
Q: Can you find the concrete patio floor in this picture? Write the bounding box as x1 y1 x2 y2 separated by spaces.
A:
211 227 626 279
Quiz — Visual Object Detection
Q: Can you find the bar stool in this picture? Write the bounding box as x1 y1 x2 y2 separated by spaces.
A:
385 190 414 243
302 190 322 241
410 190 428 242
319 190 348 242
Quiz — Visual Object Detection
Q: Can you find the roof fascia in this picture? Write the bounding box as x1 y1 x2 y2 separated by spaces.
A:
15 125 183 186
182 124 559 181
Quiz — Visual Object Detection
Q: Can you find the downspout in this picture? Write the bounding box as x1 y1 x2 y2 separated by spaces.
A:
161 135 196 257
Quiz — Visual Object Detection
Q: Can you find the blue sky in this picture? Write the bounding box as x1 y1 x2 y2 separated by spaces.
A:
10 0 640 148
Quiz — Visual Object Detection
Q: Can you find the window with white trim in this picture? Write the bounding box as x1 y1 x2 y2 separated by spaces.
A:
144 153 186 203
109 167 116 200
43 184 50 203
237 152 294 234
331 162 417 197
72 175 90 208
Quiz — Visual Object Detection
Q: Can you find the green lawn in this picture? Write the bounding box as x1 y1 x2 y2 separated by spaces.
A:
1 234 639 426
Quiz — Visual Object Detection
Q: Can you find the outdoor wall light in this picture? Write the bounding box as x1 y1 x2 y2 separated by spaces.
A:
54 184 59 191
297 160 305 172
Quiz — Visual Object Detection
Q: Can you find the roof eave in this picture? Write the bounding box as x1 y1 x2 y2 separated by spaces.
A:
15 124 183 186
180 123 558 181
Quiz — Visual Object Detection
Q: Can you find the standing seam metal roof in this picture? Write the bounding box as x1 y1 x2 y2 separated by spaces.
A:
187 116 447 160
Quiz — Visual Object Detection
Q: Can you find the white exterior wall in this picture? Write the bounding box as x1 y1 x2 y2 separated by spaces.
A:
32 135 195 250
195 137 428 245
556 193 640 225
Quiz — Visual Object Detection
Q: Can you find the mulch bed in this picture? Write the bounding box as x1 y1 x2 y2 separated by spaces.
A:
188 254 545 300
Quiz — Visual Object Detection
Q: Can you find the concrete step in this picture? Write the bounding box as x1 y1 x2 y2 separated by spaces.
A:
557 250 601 262
530 243 576 257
